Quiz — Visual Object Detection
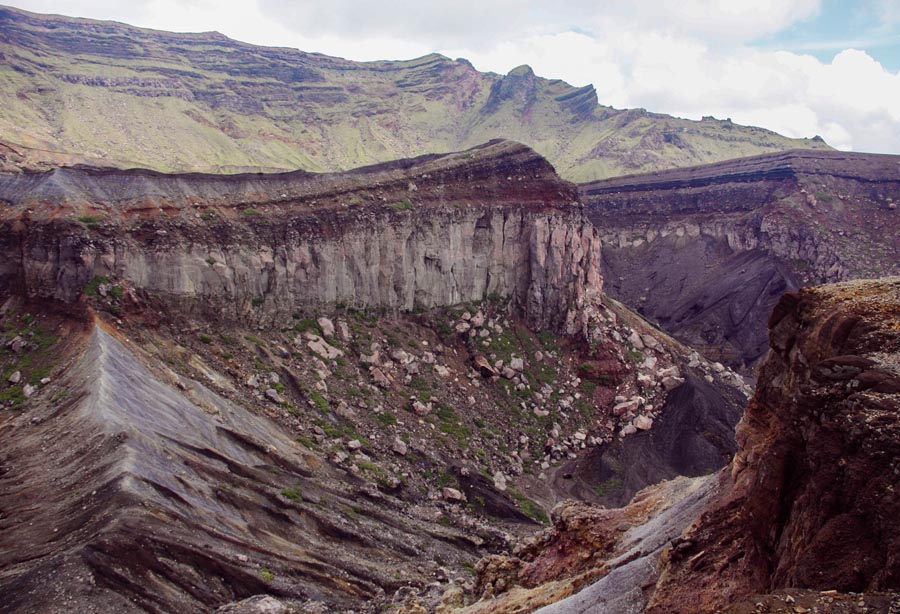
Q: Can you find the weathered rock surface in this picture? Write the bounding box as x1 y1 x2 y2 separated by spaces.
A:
584 149 900 369
0 325 491 613
648 278 900 612
0 140 602 335
458 476 716 614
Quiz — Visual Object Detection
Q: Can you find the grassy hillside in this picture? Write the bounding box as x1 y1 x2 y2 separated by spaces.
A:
0 5 831 179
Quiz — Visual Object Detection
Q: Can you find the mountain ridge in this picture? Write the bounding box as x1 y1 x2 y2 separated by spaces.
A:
0 4 830 181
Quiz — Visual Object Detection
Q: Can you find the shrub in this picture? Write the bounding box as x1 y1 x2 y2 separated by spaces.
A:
83 275 110 296
281 486 302 501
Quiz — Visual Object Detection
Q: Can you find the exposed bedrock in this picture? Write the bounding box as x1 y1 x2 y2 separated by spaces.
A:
0 141 602 334
583 149 900 370
648 277 900 612
0 324 493 613
10 208 600 333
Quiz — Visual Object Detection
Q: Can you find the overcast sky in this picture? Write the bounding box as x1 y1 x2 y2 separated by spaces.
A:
8 0 900 154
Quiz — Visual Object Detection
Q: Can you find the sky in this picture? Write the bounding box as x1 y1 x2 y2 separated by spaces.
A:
7 0 900 154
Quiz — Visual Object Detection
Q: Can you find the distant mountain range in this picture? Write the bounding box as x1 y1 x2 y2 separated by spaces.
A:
0 5 830 180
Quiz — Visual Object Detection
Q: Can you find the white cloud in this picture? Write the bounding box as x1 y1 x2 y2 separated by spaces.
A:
254 0 823 47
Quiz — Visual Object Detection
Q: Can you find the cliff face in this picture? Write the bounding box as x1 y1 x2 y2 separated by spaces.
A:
0 6 829 181
648 278 900 612
0 140 601 334
583 149 900 369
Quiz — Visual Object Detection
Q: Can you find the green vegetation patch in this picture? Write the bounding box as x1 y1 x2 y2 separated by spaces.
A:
281 486 302 501
387 198 414 211
375 412 397 427
83 275 110 296
594 477 624 498
509 489 549 524
77 215 106 226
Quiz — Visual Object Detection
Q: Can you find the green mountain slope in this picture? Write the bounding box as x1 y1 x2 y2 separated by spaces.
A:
0 5 831 180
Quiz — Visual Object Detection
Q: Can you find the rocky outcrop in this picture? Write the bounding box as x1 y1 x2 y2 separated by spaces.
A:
647 277 900 612
583 149 900 369
455 476 716 614
0 141 602 334
455 277 900 614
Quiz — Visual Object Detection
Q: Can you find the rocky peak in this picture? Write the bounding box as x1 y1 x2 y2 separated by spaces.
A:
484 65 538 114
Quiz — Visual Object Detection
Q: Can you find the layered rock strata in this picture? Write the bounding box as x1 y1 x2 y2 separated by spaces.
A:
0 6 828 180
461 277 900 614
583 149 900 369
0 140 602 334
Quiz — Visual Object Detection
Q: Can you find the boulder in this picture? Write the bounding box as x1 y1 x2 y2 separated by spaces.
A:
509 357 525 371
391 438 408 456
662 376 685 391
493 472 508 491
391 349 412 364
471 311 485 328
613 399 640 416
306 334 343 360
635 415 653 430
317 316 335 338
641 334 663 352
371 367 392 389
336 320 352 341
411 400 431 416
442 487 466 503
627 331 645 350
216 595 288 614
264 388 283 404
473 354 498 377
7 371 21 384
657 366 680 379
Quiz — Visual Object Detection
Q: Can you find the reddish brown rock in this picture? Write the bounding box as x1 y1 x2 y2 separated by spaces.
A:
649 278 900 612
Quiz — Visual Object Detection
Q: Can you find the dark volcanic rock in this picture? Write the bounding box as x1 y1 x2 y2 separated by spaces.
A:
583 149 900 369
648 277 900 612
551 372 744 508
